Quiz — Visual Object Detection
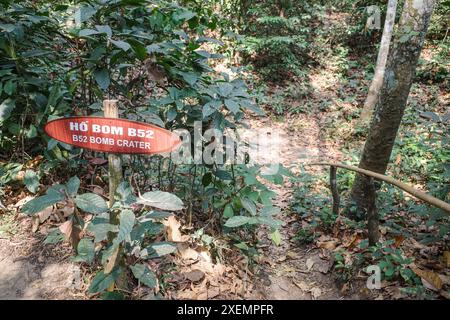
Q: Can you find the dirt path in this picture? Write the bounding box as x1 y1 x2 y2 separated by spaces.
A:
244 112 363 300
0 215 83 300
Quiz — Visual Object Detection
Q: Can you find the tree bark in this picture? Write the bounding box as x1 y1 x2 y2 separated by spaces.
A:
350 0 436 220
359 0 398 124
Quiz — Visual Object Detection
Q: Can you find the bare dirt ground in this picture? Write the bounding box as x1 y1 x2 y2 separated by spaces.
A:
0 214 84 300
243 114 358 300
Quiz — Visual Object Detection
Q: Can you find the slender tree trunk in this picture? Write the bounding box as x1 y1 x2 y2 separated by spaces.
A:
349 0 436 220
359 0 398 124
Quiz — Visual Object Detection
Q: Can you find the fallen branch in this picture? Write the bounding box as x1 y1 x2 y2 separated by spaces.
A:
306 162 450 213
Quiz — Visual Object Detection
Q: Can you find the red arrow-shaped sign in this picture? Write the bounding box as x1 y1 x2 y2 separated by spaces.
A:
44 117 181 155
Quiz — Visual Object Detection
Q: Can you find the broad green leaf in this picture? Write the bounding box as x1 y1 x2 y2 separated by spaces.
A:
270 230 282 246
234 242 249 250
241 198 257 216
113 210 135 246
25 125 37 139
257 216 283 229
131 221 163 242
146 241 177 258
4 81 16 96
76 5 97 23
223 204 234 218
100 292 124 300
130 264 157 288
128 39 147 60
44 229 65 244
140 211 173 220
0 99 15 122
79 29 99 37
88 267 122 294
111 39 131 52
21 193 63 215
73 238 95 263
93 68 110 91
24 170 39 194
202 101 217 118
180 72 198 86
75 193 108 214
224 99 240 113
95 25 112 38
214 170 232 180
0 23 16 32
138 191 183 211
87 220 118 243
224 216 251 228
66 176 80 196
261 206 281 216
218 83 234 97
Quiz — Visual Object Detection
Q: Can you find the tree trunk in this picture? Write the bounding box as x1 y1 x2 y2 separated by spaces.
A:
359 0 398 125
349 0 436 220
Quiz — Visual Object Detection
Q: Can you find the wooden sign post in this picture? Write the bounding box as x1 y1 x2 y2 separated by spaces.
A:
103 100 122 208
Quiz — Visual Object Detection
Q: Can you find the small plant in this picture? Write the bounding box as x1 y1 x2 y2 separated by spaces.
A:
21 176 184 297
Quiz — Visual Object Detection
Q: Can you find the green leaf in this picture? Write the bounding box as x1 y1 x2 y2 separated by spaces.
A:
24 170 39 194
44 229 65 244
100 292 124 300
79 29 99 37
202 172 212 186
141 211 173 220
75 193 108 214
66 176 80 196
180 72 198 86
0 24 16 33
95 25 112 38
270 229 282 246
76 5 98 23
21 193 63 215
88 267 122 294
241 198 257 216
93 68 110 91
258 216 283 229
4 81 16 96
111 39 131 52
218 83 234 97
130 264 157 288
73 238 95 263
223 204 234 218
128 39 147 60
234 242 249 250
260 206 280 216
224 216 251 228
202 101 217 118
146 241 177 258
113 210 135 246
224 99 240 113
138 191 183 211
87 220 118 243
214 170 232 180
0 99 15 122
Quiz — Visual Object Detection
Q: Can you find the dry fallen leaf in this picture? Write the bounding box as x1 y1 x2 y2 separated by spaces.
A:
184 270 205 283
177 243 199 260
394 235 405 248
163 215 182 242
443 251 450 268
37 206 54 224
104 245 120 274
310 287 322 299
59 220 80 249
306 258 315 271
410 265 443 291
317 240 338 250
